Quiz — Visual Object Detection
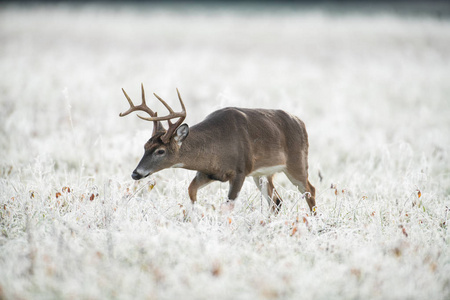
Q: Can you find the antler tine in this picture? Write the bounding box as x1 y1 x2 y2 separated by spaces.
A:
141 83 146 105
122 88 134 106
153 92 175 114
176 88 186 113
119 84 156 118
119 88 135 117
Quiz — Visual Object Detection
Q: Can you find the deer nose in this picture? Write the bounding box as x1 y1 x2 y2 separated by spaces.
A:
131 170 143 180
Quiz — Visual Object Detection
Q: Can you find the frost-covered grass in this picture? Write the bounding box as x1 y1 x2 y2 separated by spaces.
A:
1 3 450 299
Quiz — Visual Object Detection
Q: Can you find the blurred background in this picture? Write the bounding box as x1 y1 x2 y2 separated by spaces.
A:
1 1 449 183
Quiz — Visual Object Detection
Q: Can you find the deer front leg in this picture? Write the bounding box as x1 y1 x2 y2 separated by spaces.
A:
221 172 246 213
188 172 213 204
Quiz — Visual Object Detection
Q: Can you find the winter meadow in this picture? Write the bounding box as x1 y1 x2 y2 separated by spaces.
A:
1 3 450 299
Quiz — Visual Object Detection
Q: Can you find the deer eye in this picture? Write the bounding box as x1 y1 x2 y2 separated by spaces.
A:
155 149 166 156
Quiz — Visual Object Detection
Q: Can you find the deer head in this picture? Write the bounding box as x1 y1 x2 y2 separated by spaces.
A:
120 84 189 180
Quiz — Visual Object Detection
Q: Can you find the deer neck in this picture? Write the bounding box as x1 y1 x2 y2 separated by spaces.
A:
177 129 213 172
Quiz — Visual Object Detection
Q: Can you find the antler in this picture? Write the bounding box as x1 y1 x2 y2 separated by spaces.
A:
145 88 186 143
120 83 157 118
120 84 186 143
120 83 164 136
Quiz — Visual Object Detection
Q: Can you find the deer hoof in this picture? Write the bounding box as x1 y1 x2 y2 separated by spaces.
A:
220 200 235 213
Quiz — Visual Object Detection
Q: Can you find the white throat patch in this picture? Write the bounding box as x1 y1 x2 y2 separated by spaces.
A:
171 163 185 168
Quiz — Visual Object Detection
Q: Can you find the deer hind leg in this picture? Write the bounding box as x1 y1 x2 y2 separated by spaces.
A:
285 168 316 213
188 172 213 204
253 175 283 213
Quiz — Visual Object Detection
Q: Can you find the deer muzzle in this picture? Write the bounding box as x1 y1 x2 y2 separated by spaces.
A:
132 168 151 180
131 170 143 180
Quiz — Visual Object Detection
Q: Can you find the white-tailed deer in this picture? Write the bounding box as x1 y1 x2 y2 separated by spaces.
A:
120 84 316 213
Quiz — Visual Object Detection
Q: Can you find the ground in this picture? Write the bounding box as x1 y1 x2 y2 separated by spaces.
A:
1 3 450 299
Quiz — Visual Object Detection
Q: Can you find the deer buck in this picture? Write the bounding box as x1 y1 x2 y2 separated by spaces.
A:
120 84 316 213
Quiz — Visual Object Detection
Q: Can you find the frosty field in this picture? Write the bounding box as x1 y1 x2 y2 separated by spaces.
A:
1 3 450 299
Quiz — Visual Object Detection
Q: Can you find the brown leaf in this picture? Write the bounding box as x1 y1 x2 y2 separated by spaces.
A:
211 262 222 277
291 226 298 236
303 217 309 228
350 268 361 279
402 227 408 237
430 262 437 272
399 225 408 237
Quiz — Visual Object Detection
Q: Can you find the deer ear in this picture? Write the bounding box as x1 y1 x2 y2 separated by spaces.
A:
174 124 189 144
